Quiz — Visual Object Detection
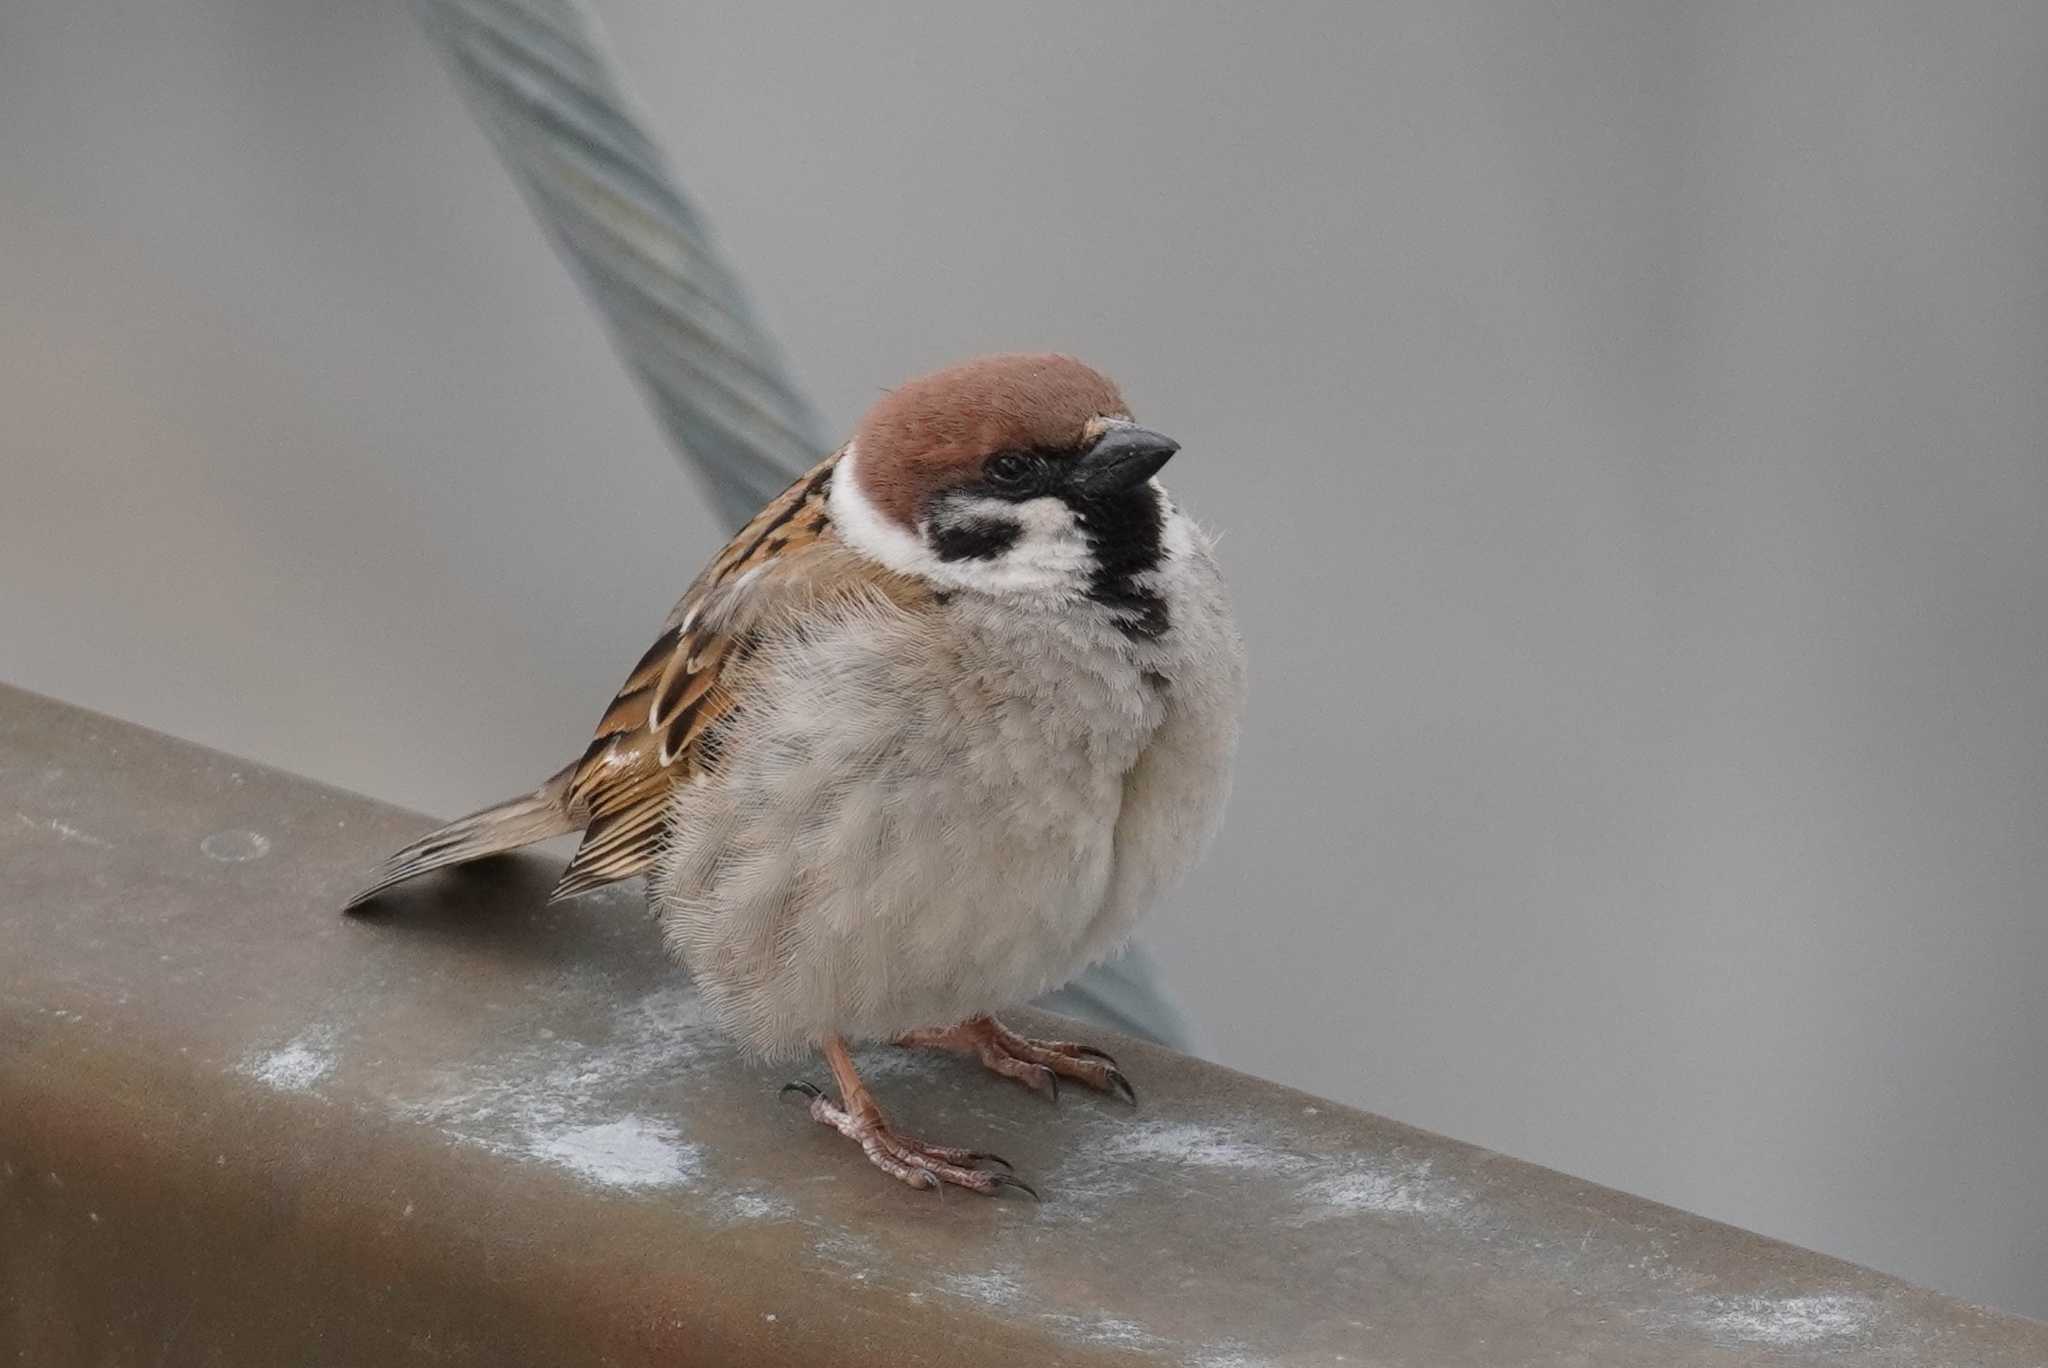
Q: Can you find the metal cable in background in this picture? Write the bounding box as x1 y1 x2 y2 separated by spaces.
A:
409 0 1196 1053
412 0 819 529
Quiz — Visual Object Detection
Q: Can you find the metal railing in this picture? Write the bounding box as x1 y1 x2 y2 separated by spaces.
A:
7 683 2041 1364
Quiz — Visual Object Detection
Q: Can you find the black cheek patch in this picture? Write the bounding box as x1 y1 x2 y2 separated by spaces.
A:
931 519 1022 562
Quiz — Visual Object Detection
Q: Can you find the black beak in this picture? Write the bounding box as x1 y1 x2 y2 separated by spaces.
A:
1075 425 1179 497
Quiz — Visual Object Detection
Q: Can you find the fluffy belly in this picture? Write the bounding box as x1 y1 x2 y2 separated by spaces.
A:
654 748 1132 1057
645 548 1246 1060
647 605 1162 1058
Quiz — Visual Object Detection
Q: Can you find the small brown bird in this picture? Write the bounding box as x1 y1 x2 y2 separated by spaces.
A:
349 354 1246 1195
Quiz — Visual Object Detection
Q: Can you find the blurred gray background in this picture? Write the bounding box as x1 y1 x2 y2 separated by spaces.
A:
3 0 2044 1318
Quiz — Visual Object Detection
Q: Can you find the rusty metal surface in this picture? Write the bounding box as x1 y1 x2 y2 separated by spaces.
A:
2 682 2043 1367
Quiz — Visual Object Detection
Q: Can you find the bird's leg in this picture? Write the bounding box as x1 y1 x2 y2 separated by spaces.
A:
896 1014 1135 1105
781 1036 1037 1198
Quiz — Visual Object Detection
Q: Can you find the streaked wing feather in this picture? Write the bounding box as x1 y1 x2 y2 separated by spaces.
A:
551 453 924 901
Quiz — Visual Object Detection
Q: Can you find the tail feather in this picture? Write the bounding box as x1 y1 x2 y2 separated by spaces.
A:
344 763 582 909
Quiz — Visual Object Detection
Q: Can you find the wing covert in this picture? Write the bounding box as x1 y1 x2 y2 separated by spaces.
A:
550 453 922 902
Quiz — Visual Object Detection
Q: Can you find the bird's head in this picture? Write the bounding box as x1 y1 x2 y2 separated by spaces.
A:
829 354 1179 606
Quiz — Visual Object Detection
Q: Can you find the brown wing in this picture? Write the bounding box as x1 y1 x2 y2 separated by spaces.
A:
550 452 918 902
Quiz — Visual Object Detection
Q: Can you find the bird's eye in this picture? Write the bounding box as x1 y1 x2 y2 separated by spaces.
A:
985 451 1034 488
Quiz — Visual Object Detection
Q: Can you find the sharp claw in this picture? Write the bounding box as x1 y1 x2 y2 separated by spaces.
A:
990 1172 1042 1202
1106 1068 1137 1106
1039 1068 1060 1104
1071 1044 1119 1066
971 1151 1015 1172
779 1080 824 1102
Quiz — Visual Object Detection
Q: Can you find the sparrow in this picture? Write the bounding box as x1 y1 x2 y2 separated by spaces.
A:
348 353 1247 1196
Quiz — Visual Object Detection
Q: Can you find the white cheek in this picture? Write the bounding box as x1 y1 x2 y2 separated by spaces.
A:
829 445 1096 598
1011 496 1081 537
828 444 933 574
940 494 1096 595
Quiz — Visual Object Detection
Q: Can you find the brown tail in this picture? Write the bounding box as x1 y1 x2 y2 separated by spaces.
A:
344 762 582 909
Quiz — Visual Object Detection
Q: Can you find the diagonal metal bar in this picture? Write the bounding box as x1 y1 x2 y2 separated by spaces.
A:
408 0 1194 1049
412 0 821 528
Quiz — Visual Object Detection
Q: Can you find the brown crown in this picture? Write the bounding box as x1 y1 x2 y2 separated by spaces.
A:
851 354 1129 528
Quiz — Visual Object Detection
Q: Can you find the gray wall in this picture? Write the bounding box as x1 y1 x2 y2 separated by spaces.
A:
4 0 2044 1318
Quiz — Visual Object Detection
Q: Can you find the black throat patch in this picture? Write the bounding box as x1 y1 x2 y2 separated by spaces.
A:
1067 483 1169 640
